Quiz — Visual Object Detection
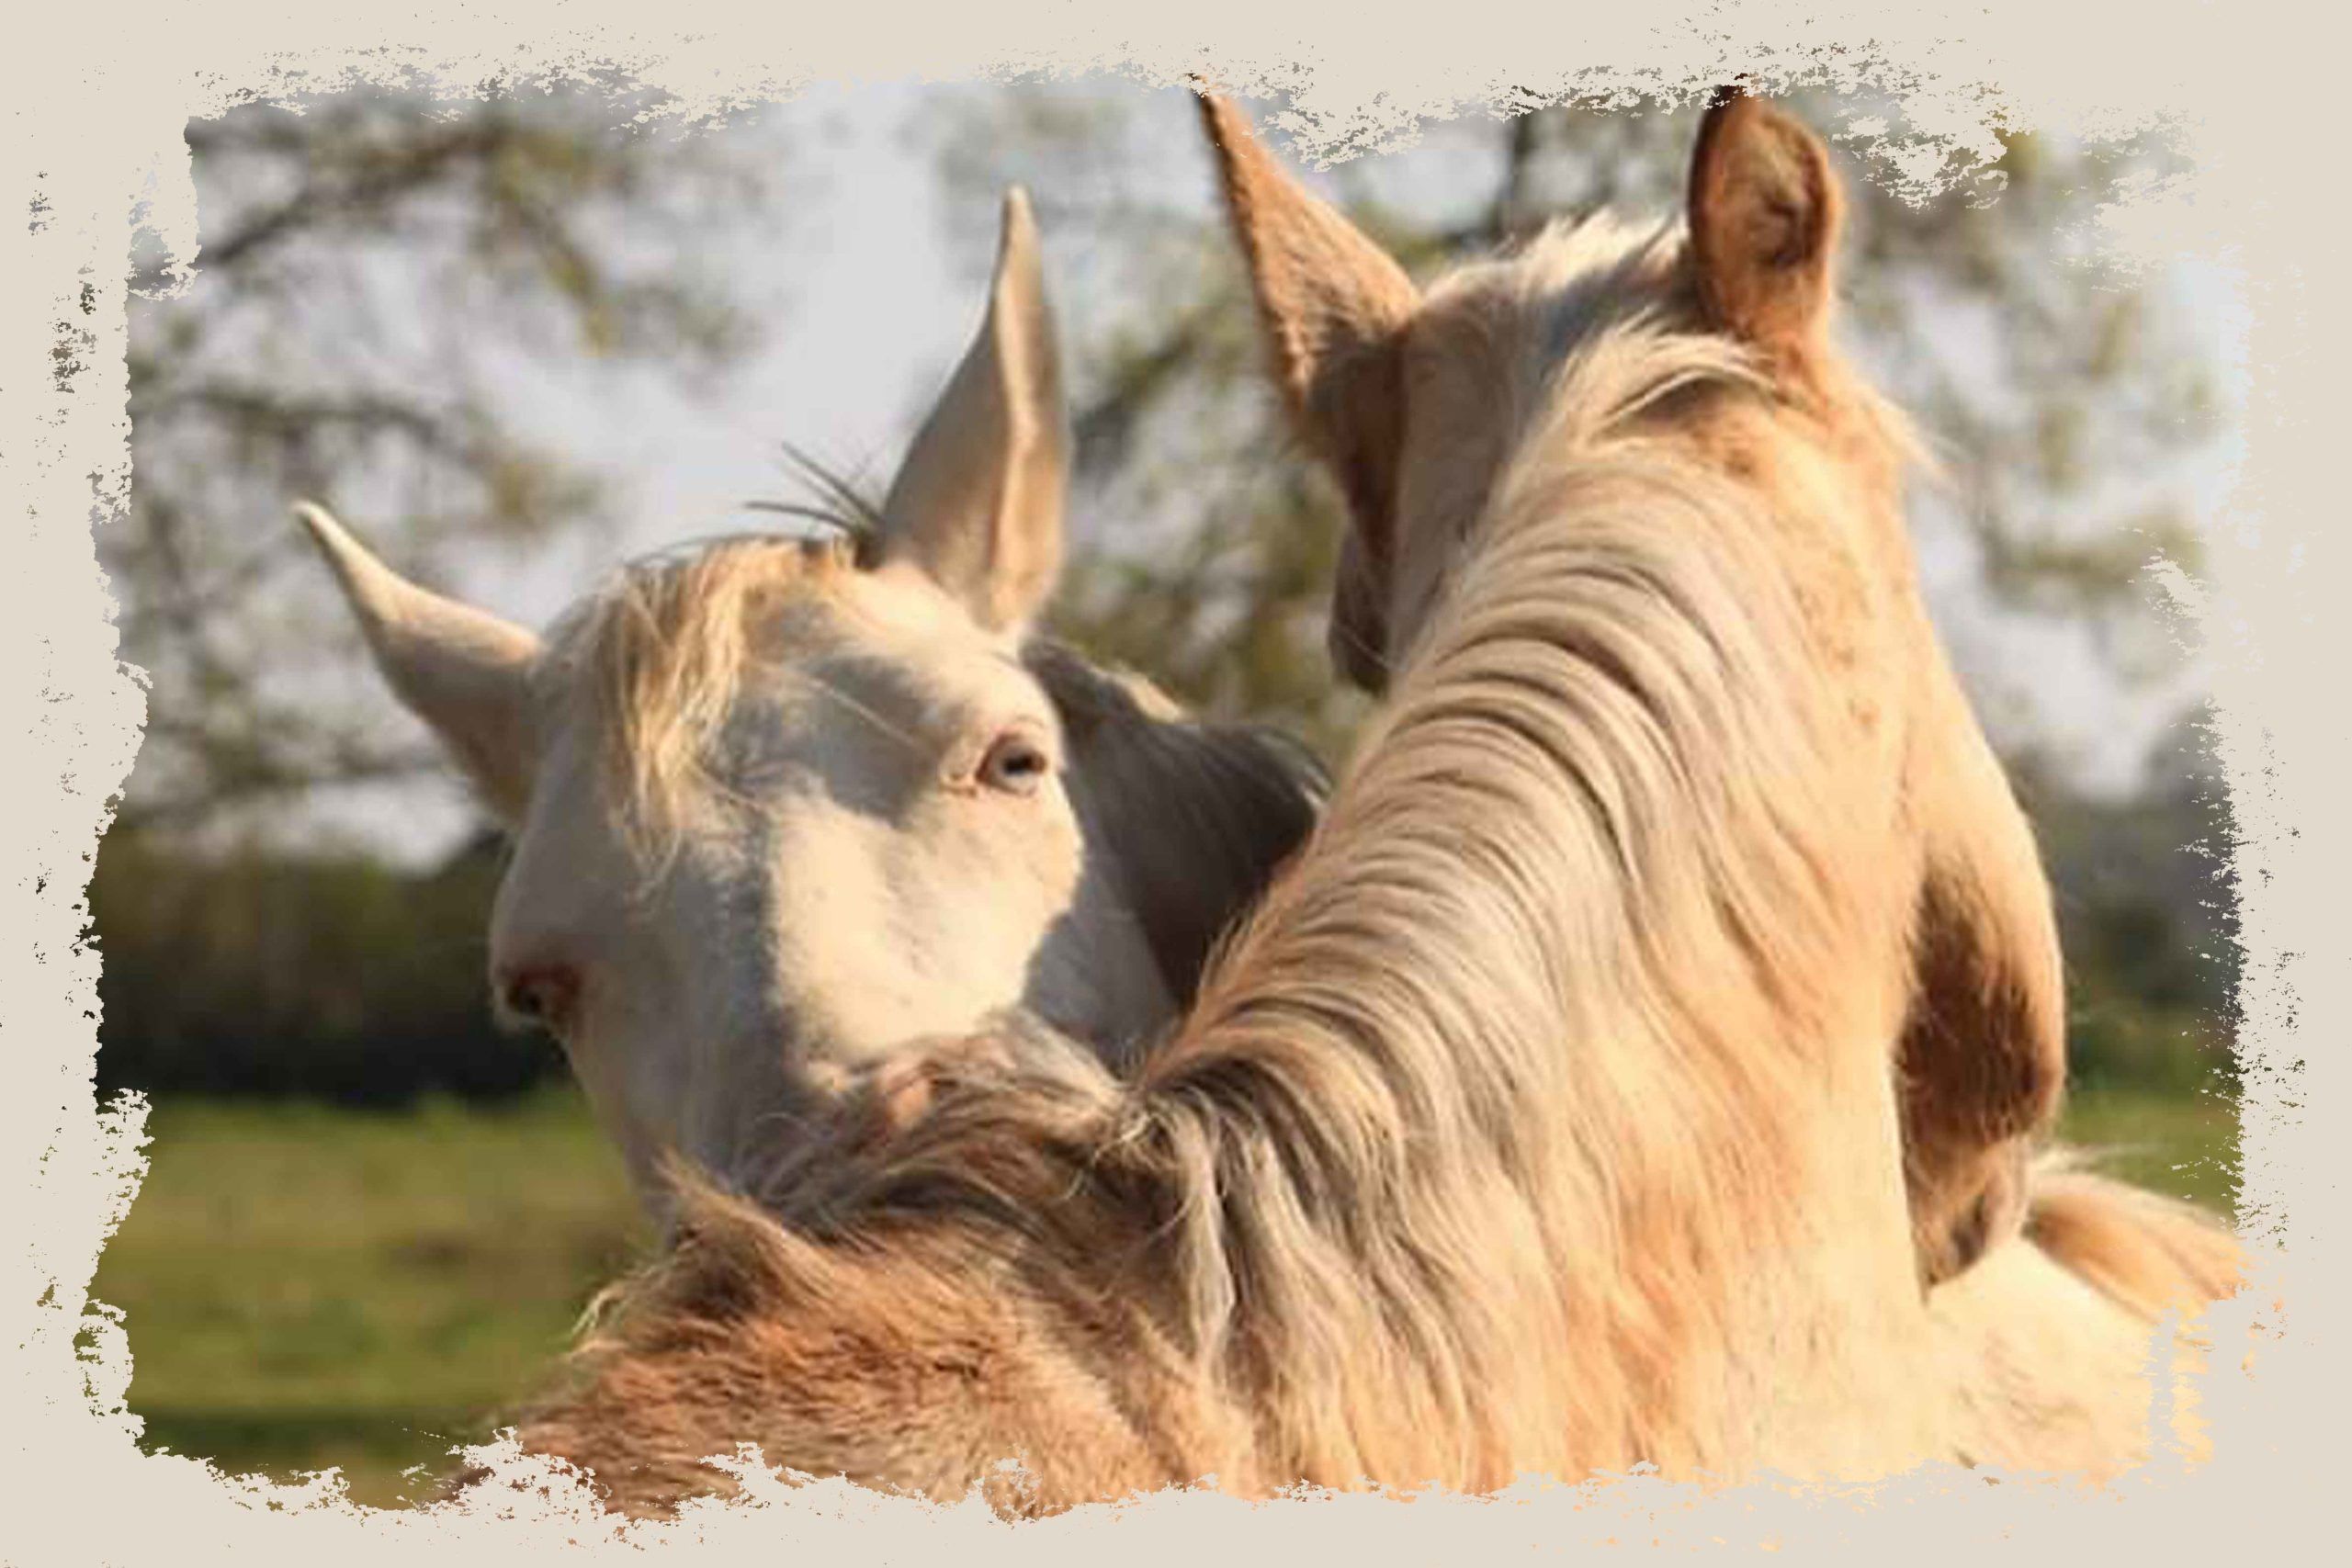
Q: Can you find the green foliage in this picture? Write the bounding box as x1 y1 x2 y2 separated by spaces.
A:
2023 710 2243 1096
91 1092 643 1507
2059 1089 2240 1213
90 83 2244 1112
85 723 2245 1111
91 829 562 1102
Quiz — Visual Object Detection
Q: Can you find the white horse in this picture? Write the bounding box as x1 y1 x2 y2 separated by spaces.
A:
300 191 1321 1215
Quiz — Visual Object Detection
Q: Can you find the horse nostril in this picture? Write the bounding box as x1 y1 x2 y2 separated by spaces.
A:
496 962 581 1032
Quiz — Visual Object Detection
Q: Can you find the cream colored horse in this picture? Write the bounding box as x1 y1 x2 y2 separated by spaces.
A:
1197 88 2069 1290
300 192 1320 1216
488 97 2238 1514
1193 84 2245 1470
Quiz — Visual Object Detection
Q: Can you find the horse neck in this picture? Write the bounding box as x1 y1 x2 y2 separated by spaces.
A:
1136 441 1939 1483
1028 642 1325 1059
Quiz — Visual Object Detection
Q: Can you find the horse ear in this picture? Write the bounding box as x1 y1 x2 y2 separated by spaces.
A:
1196 90 1418 649
295 502 541 823
1687 87 1844 357
876 187 1069 634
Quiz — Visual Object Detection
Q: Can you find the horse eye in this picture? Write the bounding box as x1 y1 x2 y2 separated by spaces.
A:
977 731 1052 795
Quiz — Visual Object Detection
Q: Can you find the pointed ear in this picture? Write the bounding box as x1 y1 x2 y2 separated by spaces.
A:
1197 92 1419 593
294 502 542 823
876 187 1069 634
1687 87 1843 357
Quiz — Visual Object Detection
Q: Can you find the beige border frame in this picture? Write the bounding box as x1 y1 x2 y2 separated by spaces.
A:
1 0 2330 1558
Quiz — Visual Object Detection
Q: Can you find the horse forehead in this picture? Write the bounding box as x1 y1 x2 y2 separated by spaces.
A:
765 573 1043 716
831 565 1009 649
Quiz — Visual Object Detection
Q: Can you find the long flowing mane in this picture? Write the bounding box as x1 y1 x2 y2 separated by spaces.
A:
524 256 1948 1498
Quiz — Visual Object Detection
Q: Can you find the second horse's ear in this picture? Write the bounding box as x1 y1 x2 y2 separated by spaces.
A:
1686 87 1844 361
295 502 542 823
876 187 1070 635
1196 90 1419 659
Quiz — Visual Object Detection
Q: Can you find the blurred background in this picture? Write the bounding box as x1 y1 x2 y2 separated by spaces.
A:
91 76 2244 1506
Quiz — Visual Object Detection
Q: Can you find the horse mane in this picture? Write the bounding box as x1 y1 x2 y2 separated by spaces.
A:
538 228 1942 1493
538 530 859 855
1084 289 1920 1478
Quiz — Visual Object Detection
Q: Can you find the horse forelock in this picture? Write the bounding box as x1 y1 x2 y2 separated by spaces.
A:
540 532 858 860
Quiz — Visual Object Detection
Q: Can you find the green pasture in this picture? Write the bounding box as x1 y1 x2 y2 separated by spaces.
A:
90 1089 646 1509
89 1083 2241 1509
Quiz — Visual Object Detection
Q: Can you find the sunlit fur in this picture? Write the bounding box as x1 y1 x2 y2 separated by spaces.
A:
1305 191 2250 1419
1199 89 2079 1285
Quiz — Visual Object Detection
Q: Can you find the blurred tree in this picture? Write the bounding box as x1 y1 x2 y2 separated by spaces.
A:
113 77 780 840
90 829 560 1103
87 79 2240 1105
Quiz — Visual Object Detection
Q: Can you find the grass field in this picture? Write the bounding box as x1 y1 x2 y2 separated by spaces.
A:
90 1089 647 1508
88 1082 2241 1508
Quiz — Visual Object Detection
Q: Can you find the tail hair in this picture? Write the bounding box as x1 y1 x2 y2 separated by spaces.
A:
2022 1147 2244 1322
